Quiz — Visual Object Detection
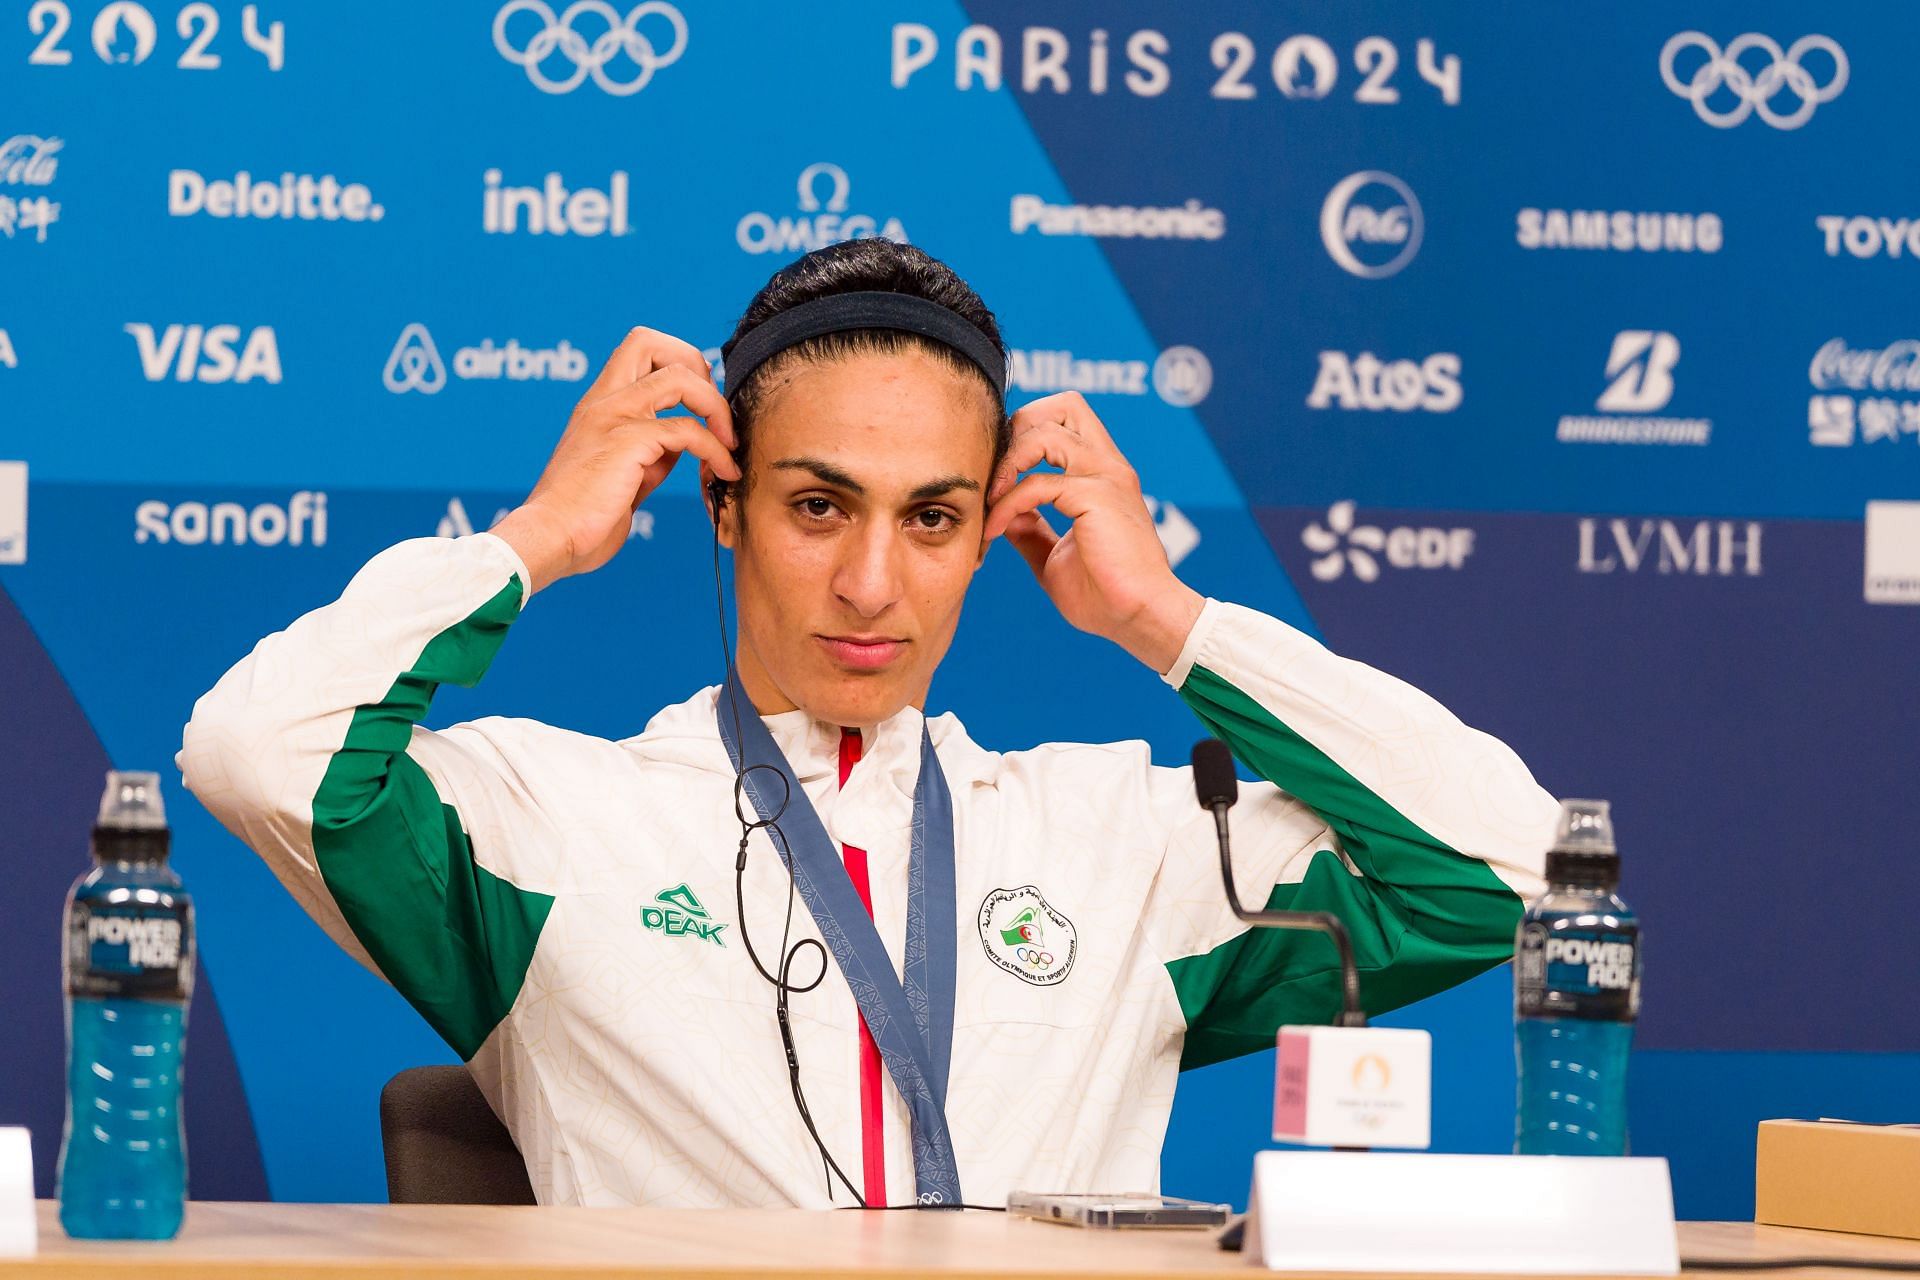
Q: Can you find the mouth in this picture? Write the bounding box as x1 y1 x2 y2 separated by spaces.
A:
815 634 908 671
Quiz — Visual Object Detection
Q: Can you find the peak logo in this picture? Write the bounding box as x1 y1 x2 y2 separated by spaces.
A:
135 492 327 547
1007 345 1211 407
126 324 280 384
0 461 24 565
383 324 587 395
1557 331 1710 446
169 169 383 222
1320 171 1421 279
483 169 629 236
1577 518 1762 577
735 163 906 256
1307 351 1460 412
1301 501 1473 583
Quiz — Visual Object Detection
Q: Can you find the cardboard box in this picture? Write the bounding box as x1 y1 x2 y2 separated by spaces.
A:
1755 1119 1920 1241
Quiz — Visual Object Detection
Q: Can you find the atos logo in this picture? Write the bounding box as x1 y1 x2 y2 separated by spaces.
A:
1320 171 1422 279
735 163 906 256
1307 351 1461 413
126 324 281 384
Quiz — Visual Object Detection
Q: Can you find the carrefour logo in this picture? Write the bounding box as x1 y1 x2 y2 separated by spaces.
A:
735 163 906 255
1320 171 1422 279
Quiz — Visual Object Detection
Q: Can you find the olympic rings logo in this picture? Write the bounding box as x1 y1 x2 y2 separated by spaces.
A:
1015 946 1056 968
492 1 688 97
1659 32 1847 131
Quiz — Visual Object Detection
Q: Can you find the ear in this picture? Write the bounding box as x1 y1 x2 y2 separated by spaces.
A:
700 463 738 550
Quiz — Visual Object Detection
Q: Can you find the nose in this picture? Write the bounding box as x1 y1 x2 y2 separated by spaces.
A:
832 516 905 620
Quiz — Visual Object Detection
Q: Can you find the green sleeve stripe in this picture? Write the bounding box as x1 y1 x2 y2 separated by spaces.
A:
1167 664 1523 1069
311 580 553 1060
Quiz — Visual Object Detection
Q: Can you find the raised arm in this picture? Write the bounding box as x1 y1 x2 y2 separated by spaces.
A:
178 327 738 1059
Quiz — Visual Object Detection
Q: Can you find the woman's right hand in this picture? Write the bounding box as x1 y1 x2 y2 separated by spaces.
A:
490 327 738 594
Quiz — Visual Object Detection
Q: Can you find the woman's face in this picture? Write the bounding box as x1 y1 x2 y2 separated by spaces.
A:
721 347 998 727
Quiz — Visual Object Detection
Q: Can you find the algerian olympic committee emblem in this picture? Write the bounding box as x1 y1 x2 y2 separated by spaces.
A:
978 886 1076 986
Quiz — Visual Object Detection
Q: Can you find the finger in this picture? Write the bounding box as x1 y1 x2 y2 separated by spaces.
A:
601 364 738 450
640 417 742 482
983 471 1098 543
1003 509 1059 578
583 326 713 403
991 424 1087 502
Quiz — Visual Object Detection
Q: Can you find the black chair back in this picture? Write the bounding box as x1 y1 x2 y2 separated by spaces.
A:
379 1065 536 1205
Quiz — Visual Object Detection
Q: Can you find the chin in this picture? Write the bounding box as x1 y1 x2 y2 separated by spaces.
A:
794 669 920 729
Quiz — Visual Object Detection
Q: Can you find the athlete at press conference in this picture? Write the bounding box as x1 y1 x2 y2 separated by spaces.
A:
179 240 1558 1209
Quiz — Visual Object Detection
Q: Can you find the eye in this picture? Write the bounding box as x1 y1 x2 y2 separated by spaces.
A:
911 508 959 533
796 496 838 520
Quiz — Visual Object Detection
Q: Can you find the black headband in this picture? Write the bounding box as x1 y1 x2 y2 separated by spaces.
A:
722 291 1007 401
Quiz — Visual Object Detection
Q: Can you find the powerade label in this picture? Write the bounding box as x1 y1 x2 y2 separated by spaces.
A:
1516 919 1639 1021
66 899 194 1000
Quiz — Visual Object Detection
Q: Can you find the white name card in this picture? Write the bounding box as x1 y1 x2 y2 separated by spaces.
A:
1242 1150 1678 1274
0 1127 35 1258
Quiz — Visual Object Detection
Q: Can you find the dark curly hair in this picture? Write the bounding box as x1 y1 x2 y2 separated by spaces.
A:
715 239 1010 509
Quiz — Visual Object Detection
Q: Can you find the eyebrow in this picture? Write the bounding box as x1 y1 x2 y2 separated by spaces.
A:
770 456 981 502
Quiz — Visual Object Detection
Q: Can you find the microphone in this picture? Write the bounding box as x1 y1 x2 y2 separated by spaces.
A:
1191 739 1367 1028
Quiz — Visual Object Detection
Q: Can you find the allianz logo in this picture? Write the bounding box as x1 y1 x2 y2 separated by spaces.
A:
737 163 906 255
1301 501 1473 582
1307 351 1460 412
135 492 327 547
168 169 383 222
126 323 280 384
482 168 628 236
384 323 587 395
1007 346 1212 407
1577 519 1762 577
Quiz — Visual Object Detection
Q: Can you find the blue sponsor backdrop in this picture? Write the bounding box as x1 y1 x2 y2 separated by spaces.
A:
3 0 1917 1218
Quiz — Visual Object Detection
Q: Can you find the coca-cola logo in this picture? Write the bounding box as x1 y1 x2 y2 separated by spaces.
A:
1808 339 1920 392
0 135 61 186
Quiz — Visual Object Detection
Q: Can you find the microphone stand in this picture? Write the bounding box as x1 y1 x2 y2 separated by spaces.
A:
1192 739 1367 1028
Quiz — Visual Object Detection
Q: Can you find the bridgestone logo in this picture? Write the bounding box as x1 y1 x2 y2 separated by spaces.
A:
1556 416 1712 445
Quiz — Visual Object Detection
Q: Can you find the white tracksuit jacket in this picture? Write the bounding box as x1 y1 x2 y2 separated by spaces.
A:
177 531 1558 1208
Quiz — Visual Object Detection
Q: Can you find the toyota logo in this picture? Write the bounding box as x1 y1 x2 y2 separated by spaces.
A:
493 1 688 96
1659 32 1847 130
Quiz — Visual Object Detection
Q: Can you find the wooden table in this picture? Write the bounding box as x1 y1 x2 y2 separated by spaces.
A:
8 1203 1920 1279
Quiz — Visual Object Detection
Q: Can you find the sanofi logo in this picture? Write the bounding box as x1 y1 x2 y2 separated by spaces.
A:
1320 171 1422 279
135 492 327 547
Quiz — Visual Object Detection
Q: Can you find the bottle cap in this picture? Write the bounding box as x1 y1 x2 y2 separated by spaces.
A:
1546 798 1618 888
92 769 171 861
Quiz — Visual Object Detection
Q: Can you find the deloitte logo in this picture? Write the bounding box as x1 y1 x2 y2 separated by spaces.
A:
169 170 383 222
383 323 587 394
1007 345 1211 407
736 163 906 256
1320 171 1422 279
